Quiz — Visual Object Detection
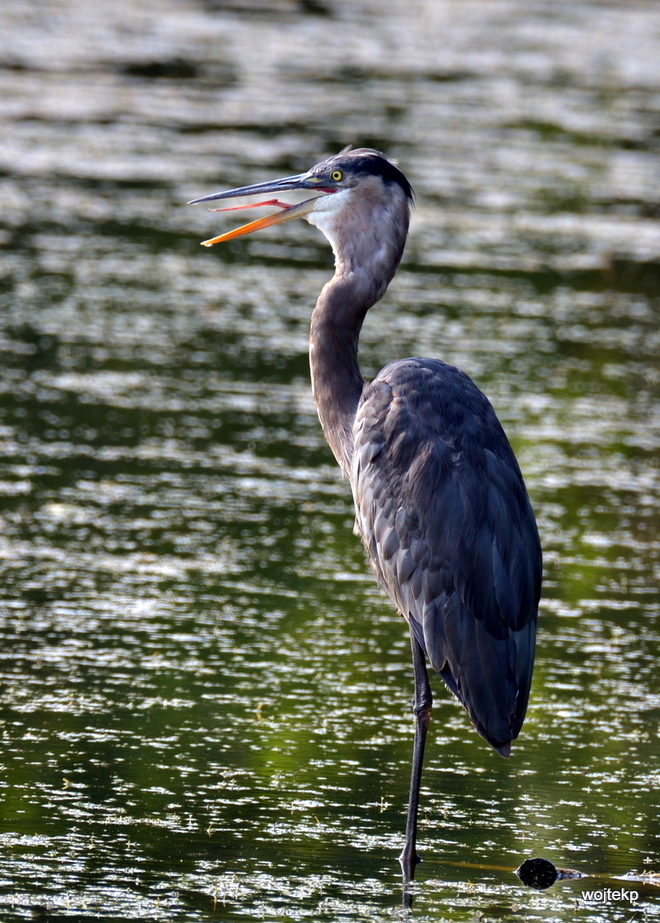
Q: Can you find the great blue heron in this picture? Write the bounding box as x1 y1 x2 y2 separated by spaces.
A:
190 148 542 895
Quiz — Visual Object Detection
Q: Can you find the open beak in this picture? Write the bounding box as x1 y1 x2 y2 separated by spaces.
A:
188 172 335 247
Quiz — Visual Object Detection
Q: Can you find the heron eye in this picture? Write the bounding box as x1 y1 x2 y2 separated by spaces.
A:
330 170 343 182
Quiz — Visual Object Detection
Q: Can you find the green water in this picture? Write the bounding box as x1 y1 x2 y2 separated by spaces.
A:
0 0 659 920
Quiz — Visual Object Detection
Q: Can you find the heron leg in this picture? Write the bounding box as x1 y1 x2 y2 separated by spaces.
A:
399 623 432 900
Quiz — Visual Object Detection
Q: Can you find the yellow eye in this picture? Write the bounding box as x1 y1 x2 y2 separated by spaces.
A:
330 170 343 182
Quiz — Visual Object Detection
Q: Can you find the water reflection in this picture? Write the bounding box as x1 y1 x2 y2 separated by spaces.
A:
0 0 659 920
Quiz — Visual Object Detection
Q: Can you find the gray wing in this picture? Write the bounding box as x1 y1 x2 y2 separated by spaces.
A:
352 358 541 754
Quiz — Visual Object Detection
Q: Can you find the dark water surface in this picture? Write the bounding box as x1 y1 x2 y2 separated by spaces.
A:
0 0 659 920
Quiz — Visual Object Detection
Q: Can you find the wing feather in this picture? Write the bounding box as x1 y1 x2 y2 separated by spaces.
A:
352 358 541 753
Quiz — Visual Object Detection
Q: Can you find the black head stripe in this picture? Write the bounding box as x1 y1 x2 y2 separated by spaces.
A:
319 148 415 202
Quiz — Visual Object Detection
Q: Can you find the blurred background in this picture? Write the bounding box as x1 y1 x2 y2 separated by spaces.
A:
0 0 659 920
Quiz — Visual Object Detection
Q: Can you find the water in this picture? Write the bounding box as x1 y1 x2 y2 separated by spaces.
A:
0 0 659 920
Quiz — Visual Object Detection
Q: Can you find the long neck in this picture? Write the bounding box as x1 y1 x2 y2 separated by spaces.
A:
307 181 410 477
309 215 408 476
309 275 371 477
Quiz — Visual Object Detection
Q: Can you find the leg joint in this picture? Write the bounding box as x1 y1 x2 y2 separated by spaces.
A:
412 694 432 721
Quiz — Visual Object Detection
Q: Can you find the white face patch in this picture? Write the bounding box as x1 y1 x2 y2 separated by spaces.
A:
304 187 354 235
301 174 409 294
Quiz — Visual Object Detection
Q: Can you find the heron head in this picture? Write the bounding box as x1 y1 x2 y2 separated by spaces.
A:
188 148 414 248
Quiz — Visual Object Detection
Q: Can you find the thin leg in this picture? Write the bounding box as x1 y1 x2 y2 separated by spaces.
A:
399 624 432 903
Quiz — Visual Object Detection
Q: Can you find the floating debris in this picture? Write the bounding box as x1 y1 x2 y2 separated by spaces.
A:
516 858 584 890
